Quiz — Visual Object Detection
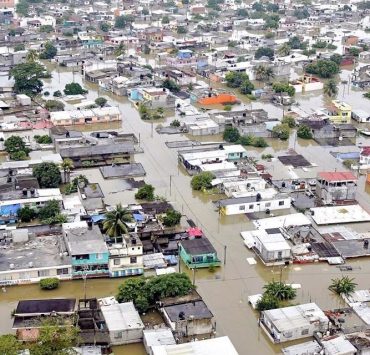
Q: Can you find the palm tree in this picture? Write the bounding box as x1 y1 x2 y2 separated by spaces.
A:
254 65 275 82
324 79 338 98
114 43 125 58
263 281 296 301
61 158 74 183
103 204 133 239
277 43 291 57
329 276 357 296
26 49 38 63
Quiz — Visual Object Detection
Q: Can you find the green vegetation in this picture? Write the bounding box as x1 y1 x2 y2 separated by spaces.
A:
95 97 107 107
254 65 275 82
53 90 62 97
272 82 295 97
45 99 65 111
14 43 25 52
293 7 310 19
297 124 313 139
277 43 291 56
162 78 180 92
100 22 111 32
330 53 343 65
177 26 187 34
103 203 133 238
282 116 296 128
364 92 370 99
33 162 61 188
254 47 274 60
223 127 240 142
225 72 254 95
191 171 215 191
272 123 290 140
305 59 340 78
39 41 57 59
64 174 88 195
0 334 22 354
288 36 307 50
224 104 232 111
115 15 128 28
262 153 274 160
324 79 338 98
61 158 74 183
10 61 48 96
348 47 360 57
329 276 357 296
4 136 29 160
40 277 60 290
312 40 327 49
256 294 280 311
34 135 52 144
17 206 37 223
170 119 181 127
116 273 194 313
343 159 356 169
135 184 155 201
162 209 182 227
40 25 54 33
63 82 88 95
256 281 296 312
16 0 29 16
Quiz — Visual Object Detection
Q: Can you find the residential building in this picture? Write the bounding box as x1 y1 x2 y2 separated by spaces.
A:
290 75 323 93
143 328 176 355
352 109 370 123
13 299 76 341
99 299 144 345
260 303 329 343
322 100 352 124
161 300 214 337
316 171 357 205
107 234 144 277
151 336 239 355
0 231 72 286
62 221 109 279
360 146 370 168
241 229 292 266
49 107 121 126
217 194 291 216
130 87 176 109
179 237 221 269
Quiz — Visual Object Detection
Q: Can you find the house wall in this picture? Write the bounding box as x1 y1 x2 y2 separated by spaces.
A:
316 182 357 203
256 243 291 264
179 246 220 269
174 318 213 336
223 197 291 215
110 327 143 345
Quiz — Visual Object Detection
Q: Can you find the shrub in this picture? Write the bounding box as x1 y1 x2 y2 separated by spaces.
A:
10 151 28 161
223 127 240 142
162 209 182 227
170 119 181 127
297 124 313 139
224 104 232 111
40 277 60 290
272 123 290 140
33 162 61 188
272 82 295 97
135 184 155 201
191 171 215 191
281 116 296 128
256 294 280 311
17 206 36 222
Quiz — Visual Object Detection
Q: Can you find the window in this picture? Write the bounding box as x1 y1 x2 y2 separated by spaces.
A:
278 201 285 206
249 204 254 209
57 268 68 275
38 269 50 277
114 331 122 339
301 329 309 335
265 202 271 208
96 253 103 260
114 259 120 266
239 205 245 211
130 257 137 264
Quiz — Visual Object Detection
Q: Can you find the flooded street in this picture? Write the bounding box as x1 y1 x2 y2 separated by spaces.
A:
1 63 370 354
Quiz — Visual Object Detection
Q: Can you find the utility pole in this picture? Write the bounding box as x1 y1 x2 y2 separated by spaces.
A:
170 175 172 195
224 245 227 265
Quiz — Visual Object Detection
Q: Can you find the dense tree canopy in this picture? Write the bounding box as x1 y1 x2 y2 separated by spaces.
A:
33 162 61 188
305 60 340 78
10 62 47 96
191 171 215 191
63 82 88 95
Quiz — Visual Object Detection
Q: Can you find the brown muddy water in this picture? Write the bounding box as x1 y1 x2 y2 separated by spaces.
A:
1 63 370 355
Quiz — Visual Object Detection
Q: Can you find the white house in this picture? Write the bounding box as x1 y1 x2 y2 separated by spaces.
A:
260 303 329 343
100 299 144 345
218 194 291 216
143 328 176 355
241 229 292 266
222 178 266 197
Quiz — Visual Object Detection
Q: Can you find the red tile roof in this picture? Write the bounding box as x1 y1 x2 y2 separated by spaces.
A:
318 172 357 181
361 147 370 156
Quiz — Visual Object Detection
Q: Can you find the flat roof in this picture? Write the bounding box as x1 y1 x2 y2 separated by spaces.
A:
218 193 289 206
317 171 357 182
101 302 144 332
253 213 312 230
143 328 176 348
256 233 291 252
151 336 239 355
15 298 76 315
60 143 135 158
310 205 370 225
180 237 216 255
164 300 213 321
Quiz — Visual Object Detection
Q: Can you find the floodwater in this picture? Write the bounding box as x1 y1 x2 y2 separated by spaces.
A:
1 62 370 355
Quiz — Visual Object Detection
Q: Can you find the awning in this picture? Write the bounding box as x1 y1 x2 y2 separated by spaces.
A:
187 227 203 237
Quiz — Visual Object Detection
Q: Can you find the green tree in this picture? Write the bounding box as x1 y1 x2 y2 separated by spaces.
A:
240 79 255 95
277 43 291 56
177 26 187 34
329 276 357 296
223 127 240 142
272 82 295 97
10 151 28 161
4 135 26 153
30 320 78 355
288 36 304 49
39 277 59 290
53 90 62 97
255 47 274 59
162 15 170 24
63 82 88 95
170 119 181 127
349 47 360 57
225 71 249 88
39 25 54 33
100 22 110 32
61 158 74 183
236 8 248 17
103 203 133 238
330 53 342 65
162 209 182 227
26 49 39 63
95 97 107 107
135 184 155 200
254 65 275 82
17 206 36 223
162 78 180 92
16 0 29 16
256 294 280 311
33 162 61 188
39 41 57 59
45 99 64 111
263 281 297 301
305 60 339 78
191 171 215 191
312 40 327 49
253 137 268 147
10 62 47 96
14 43 25 52
324 79 338 98
114 43 125 57
272 123 290 140
38 200 61 221
115 15 127 28
363 92 370 99
282 116 296 128
293 8 310 19
297 124 313 139
0 334 21 355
